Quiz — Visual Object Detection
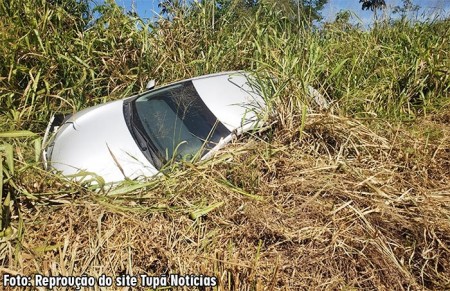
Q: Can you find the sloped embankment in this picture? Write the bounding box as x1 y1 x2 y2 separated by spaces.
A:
7 112 450 290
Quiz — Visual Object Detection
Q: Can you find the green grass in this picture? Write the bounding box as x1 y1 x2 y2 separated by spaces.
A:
1 0 450 289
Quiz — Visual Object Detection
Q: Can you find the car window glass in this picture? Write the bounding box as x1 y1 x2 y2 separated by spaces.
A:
134 81 230 162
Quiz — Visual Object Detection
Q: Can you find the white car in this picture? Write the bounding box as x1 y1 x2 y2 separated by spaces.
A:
42 71 266 183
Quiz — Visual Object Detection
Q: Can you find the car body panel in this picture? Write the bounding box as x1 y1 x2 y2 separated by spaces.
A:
46 100 158 182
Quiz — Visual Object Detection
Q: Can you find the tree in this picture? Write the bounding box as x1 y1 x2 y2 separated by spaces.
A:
359 0 386 11
359 0 386 22
392 0 420 20
299 0 328 23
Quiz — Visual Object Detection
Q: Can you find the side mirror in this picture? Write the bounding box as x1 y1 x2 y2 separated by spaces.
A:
146 79 156 90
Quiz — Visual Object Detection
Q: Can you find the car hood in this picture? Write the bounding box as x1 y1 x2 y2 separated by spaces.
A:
47 99 158 183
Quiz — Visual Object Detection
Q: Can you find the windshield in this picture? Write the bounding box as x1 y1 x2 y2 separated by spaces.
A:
130 81 230 166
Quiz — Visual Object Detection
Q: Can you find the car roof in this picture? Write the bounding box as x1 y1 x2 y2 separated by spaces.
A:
191 72 264 131
156 70 246 87
137 71 265 132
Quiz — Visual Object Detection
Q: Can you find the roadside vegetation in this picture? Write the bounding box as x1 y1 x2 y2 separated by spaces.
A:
1 0 449 289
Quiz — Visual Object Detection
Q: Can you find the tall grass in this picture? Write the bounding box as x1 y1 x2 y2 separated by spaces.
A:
1 0 448 131
1 0 450 289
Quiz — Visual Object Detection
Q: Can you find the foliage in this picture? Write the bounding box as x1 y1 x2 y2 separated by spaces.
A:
359 0 386 11
1 0 448 130
0 0 449 289
180 0 329 25
392 0 420 18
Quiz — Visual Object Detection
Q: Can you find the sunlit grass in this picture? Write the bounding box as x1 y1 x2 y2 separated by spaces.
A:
1 0 449 289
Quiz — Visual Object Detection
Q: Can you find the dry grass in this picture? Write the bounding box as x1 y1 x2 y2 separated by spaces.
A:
2 110 449 290
1 1 449 289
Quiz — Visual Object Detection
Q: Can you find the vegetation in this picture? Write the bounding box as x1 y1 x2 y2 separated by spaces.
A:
360 0 386 11
0 0 449 289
